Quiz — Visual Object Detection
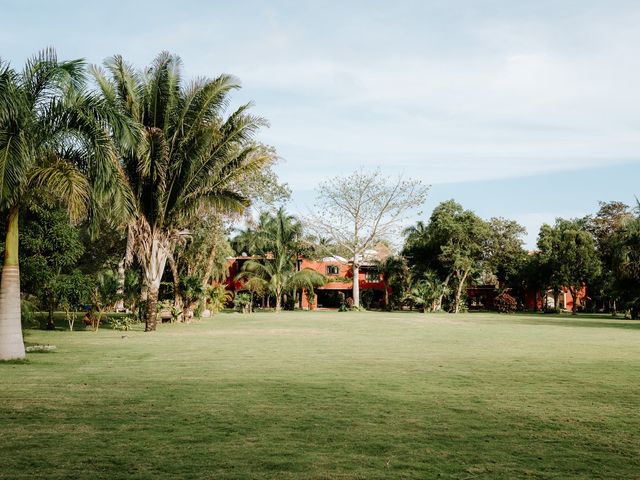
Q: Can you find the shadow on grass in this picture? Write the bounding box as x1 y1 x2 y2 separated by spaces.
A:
511 313 640 331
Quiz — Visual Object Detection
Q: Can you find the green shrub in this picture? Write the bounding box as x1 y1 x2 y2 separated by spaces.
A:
234 293 252 313
109 315 141 331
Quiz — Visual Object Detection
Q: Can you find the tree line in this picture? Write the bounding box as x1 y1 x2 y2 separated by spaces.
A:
400 199 640 317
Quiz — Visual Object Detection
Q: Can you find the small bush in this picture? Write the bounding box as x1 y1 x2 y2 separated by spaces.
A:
234 293 252 313
494 293 517 314
110 315 141 331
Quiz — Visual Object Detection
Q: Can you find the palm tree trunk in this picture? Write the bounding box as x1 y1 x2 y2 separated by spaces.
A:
142 235 169 331
0 207 26 360
115 256 125 311
146 286 159 331
275 289 282 312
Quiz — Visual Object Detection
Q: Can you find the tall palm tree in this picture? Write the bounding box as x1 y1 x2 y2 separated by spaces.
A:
93 53 272 331
236 208 326 311
0 50 130 360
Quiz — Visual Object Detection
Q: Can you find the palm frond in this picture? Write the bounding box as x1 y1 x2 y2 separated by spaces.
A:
28 157 90 222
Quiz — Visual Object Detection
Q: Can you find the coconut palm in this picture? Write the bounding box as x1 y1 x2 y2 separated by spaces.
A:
92 53 272 331
0 50 130 359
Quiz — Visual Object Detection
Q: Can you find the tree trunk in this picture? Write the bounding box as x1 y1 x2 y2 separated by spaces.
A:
352 264 360 308
47 306 55 330
383 283 390 310
142 235 169 332
167 255 183 322
435 273 452 312
275 294 281 312
453 269 469 314
146 287 159 331
115 256 125 312
569 287 578 315
182 302 194 323
0 207 26 360
201 238 219 292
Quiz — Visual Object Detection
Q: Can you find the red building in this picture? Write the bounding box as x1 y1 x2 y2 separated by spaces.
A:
299 256 387 309
522 286 588 312
467 284 588 312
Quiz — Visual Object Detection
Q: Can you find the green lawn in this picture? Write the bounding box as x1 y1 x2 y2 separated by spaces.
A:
2 311 640 479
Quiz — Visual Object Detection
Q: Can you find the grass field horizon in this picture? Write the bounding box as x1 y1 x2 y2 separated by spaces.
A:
2 311 639 479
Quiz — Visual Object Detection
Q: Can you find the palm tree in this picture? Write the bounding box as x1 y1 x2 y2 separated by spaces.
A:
238 260 326 312
376 255 411 309
92 53 272 331
0 50 129 359
236 208 326 311
407 271 448 313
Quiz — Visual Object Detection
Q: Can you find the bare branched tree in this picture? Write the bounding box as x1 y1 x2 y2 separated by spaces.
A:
308 169 428 307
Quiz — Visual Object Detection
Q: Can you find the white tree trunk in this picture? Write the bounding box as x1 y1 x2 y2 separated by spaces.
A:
0 265 25 360
435 273 452 312
143 235 169 331
352 264 360 307
0 207 25 360
454 269 469 314
115 256 125 312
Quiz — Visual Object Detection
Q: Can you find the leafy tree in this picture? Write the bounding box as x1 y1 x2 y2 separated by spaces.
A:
19 201 84 329
168 216 233 320
310 169 428 307
0 50 129 358
92 53 274 331
404 201 489 313
90 270 121 331
611 213 640 318
484 217 528 287
521 252 550 312
537 219 601 314
375 255 411 309
584 201 633 312
51 270 93 331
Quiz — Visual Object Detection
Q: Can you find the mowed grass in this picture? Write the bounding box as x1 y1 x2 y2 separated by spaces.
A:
2 312 640 479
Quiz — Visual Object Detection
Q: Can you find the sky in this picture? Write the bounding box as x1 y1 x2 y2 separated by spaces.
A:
2 0 640 247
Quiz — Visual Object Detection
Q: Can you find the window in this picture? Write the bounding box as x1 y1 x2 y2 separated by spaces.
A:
365 270 380 282
326 265 339 275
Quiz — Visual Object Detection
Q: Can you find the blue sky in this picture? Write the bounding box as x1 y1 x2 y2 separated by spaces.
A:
2 0 640 247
